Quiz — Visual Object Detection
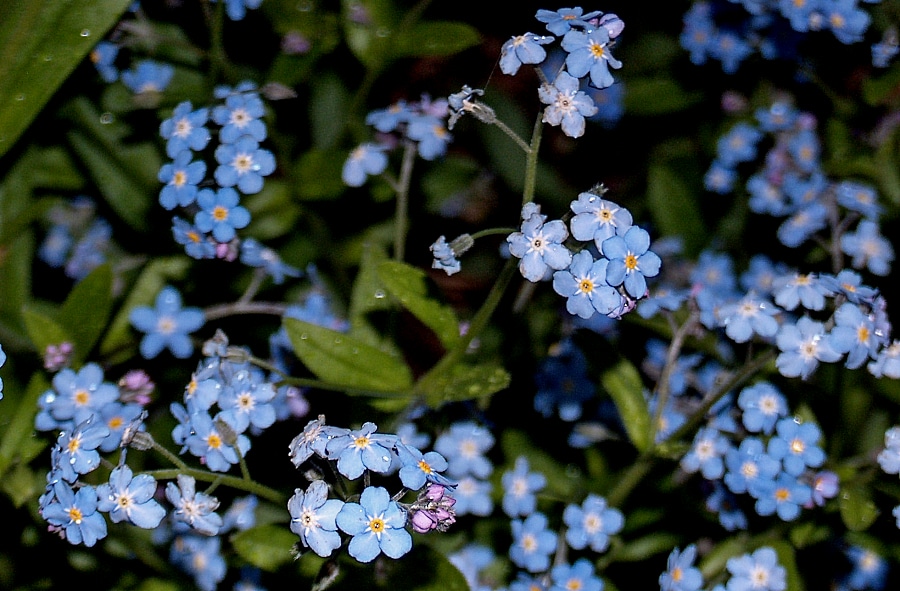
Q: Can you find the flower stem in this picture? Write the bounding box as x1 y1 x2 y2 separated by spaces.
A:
393 139 417 261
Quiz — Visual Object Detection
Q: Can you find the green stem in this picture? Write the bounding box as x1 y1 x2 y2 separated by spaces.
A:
393 140 417 261
522 111 544 206
469 227 517 240
145 467 286 505
203 301 288 321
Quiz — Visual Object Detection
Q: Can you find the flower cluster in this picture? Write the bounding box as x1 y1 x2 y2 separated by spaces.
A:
661 545 787 591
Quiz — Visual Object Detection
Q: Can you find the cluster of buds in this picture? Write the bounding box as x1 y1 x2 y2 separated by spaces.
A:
406 483 457 534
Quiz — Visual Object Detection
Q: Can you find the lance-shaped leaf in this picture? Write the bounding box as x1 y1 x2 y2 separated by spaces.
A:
420 362 510 407
231 525 297 572
0 0 134 161
57 263 113 362
284 317 413 394
601 359 652 452
840 482 879 532
377 260 460 350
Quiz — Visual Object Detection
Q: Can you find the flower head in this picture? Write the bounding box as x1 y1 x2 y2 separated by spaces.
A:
287 480 344 557
335 486 412 562
130 285 205 359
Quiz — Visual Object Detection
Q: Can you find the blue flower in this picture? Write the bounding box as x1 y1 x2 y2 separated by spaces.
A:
533 337 595 421
723 436 781 496
172 217 216 259
36 362 120 431
430 235 462 276
717 293 780 344
680 426 730 480
660 544 704 591
830 301 884 369
40 480 108 547
212 89 267 142
219 0 263 21
562 493 623 552
90 40 119 83
159 101 211 158
121 59 174 94
217 371 277 434
96 464 166 529
130 285 205 359
213 136 276 195
507 204 573 283
499 32 554 75
158 150 206 210
447 476 493 516
562 26 622 89
325 421 396 480
602 225 662 298
825 0 871 45
754 472 812 521
818 269 878 305
538 71 598 138
737 382 788 434
772 272 830 312
549 558 604 591
185 411 251 472
396 444 453 490
194 187 252 242
845 545 887 591
406 114 452 160
569 190 633 247
509 512 557 573
165 474 223 535
716 121 762 166
777 202 828 248
535 7 602 36
288 480 344 558
709 30 753 74
501 456 546 518
868 340 900 379
434 420 495 479
336 486 411 562
552 250 623 319
288 415 351 467
775 316 842 379
171 534 226 591
841 220 894 276
725 546 786 591
239 237 302 284
53 416 111 482
342 142 389 187
767 417 825 476
877 425 900 475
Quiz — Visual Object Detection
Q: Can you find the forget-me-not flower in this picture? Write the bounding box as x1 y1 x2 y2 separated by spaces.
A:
325 421 396 480
660 544 704 591
165 474 223 535
507 204 573 283
767 417 825 476
159 101 211 158
501 456 546 518
97 464 166 529
561 26 622 89
158 150 206 210
538 71 598 138
194 187 251 243
499 32 554 75
509 512 557 573
775 315 842 379
288 480 344 558
342 142 389 187
336 485 411 562
725 546 786 591
130 285 205 359
41 480 108 547
213 136 276 195
562 493 623 552
552 250 623 318
602 225 662 298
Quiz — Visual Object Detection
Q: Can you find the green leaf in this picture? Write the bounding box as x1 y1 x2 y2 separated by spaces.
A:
0 373 49 479
389 21 481 58
58 263 113 362
420 362 510 407
601 359 652 452
21 306 72 356
768 540 806 591
646 161 707 257
623 77 703 115
840 482 880 532
341 0 397 71
612 532 681 562
309 74 350 150
347 242 396 349
0 0 134 161
231 525 297 572
283 317 413 393
293 148 348 201
377 260 460 350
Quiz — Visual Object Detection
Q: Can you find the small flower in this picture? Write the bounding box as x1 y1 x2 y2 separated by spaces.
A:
213 136 276 195
680 426 730 480
509 512 557 573
194 187 252 243
121 59 174 94
552 250 623 318
220 0 264 21
430 235 462 276
754 472 812 521
185 411 250 472
434 421 495 479
568 190 633 248
90 40 119 83
775 315 843 379
40 480 108 547
844 545 887 591
562 493 623 552
172 217 216 259
342 142 389 187
96 464 165 528
447 475 494 516
406 114 452 160
396 445 454 490
725 546 786 591
165 474 223 535
158 150 207 210
159 101 211 158
766 418 825 476
561 26 623 89
212 90 267 142
737 382 788 434
501 456 546 518
288 415 351 467
499 32 554 75
660 544 703 591
538 70 598 138
130 286 205 359
549 558 604 591
53 416 111 482
325 421 396 480
535 7 602 36
43 341 74 372
287 480 344 557
841 220 894 276
723 437 781 497
336 486 412 562
602 225 662 298
507 204 573 282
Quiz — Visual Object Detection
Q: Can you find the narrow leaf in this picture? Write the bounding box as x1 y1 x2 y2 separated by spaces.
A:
0 0 134 161
283 317 413 393
389 22 481 58
58 262 113 361
21 306 72 356
601 359 652 452
377 260 460 350
421 362 510 407
0 372 50 478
